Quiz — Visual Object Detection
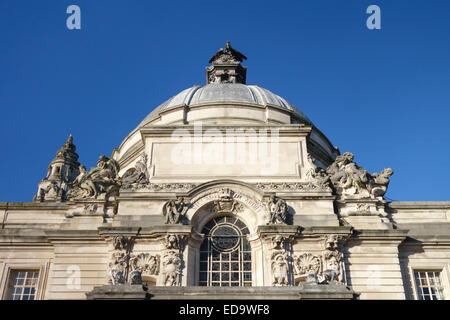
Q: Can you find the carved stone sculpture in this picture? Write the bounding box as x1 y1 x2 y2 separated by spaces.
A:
271 235 286 251
293 234 346 286
108 251 127 285
305 154 332 190
129 270 142 285
161 250 182 286
159 234 187 286
163 234 181 250
163 197 187 224
108 235 133 285
212 188 243 213
370 168 394 198
130 253 160 275
121 153 151 190
326 152 393 200
293 253 322 281
266 196 289 225
319 235 344 284
67 155 121 200
271 251 289 286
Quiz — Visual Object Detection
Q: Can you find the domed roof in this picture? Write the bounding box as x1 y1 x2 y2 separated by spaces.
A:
116 42 337 167
138 83 311 127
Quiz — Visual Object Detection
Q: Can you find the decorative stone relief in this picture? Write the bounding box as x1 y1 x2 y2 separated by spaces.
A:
293 234 346 285
326 152 393 199
67 155 121 200
255 182 331 193
107 232 163 286
108 235 133 285
161 250 182 286
293 253 322 283
130 253 160 275
121 153 151 190
121 182 198 193
271 251 289 286
305 154 333 190
163 197 187 224
269 235 293 286
160 234 188 286
320 235 344 284
211 188 244 214
65 202 116 219
129 270 142 285
356 203 370 213
266 196 289 225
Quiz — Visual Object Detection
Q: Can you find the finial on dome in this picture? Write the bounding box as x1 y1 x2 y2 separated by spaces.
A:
206 41 247 84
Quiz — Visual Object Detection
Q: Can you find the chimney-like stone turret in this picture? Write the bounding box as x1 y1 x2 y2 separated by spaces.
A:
206 41 247 84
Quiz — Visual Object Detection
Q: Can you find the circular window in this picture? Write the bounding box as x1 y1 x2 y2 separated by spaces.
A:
211 225 239 251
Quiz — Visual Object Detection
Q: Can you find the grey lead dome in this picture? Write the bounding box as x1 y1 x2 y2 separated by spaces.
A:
138 83 311 128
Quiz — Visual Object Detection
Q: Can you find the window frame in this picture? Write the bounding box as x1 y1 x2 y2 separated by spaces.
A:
0 262 50 300
198 216 252 287
409 262 450 300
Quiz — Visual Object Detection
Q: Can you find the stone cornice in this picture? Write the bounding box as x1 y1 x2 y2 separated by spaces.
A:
97 225 192 238
139 124 313 137
388 201 450 210
350 229 409 242
0 202 70 210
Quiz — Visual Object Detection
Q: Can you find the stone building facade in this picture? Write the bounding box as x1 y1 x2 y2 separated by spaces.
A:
1 42 449 300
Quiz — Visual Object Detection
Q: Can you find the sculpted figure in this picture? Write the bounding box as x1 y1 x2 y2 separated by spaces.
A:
108 269 125 285
35 180 61 202
89 155 120 183
370 168 394 198
108 251 127 285
319 235 344 284
122 153 150 189
305 154 331 189
271 235 285 250
161 251 181 286
67 155 121 200
163 198 186 224
267 196 288 225
163 234 182 250
70 165 97 198
272 252 289 286
326 152 393 199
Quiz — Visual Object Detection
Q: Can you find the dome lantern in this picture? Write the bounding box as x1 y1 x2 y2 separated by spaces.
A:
206 41 247 84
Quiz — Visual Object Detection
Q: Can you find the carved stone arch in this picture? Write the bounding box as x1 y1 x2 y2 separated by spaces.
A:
186 179 265 198
185 181 268 235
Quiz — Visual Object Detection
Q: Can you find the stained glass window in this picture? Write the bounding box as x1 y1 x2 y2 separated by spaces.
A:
199 216 251 287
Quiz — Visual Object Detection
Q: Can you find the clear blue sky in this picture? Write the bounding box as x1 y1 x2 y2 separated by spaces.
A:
0 0 449 202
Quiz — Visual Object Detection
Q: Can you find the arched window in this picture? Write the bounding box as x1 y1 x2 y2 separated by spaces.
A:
199 216 251 287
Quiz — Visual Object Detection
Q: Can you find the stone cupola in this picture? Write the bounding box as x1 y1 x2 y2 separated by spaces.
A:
34 135 80 202
206 41 247 84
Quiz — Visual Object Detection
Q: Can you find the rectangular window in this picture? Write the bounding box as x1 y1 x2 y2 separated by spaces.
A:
414 270 445 300
7 270 39 300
